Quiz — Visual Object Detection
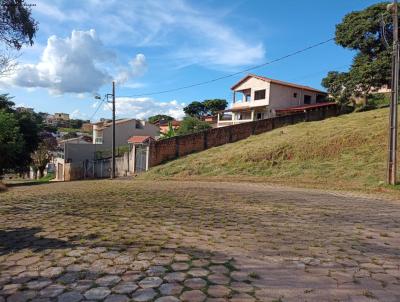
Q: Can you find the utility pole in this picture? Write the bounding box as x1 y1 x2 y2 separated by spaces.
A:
111 81 116 179
388 0 399 185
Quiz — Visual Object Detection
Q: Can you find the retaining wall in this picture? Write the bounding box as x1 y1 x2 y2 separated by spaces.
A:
148 105 338 167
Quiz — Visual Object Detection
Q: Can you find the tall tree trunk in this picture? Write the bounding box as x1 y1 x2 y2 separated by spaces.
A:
38 168 45 179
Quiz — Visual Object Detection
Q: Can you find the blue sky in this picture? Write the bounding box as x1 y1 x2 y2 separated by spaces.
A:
0 0 380 121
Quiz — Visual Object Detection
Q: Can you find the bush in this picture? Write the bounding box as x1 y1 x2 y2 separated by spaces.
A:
176 116 211 136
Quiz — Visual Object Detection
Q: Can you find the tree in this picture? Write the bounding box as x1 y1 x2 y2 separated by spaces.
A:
31 133 57 178
322 2 393 106
61 132 78 140
0 0 38 76
184 99 228 117
148 114 174 124
160 122 176 139
176 116 211 136
0 109 24 176
0 94 42 174
183 101 206 118
0 93 15 111
321 71 353 107
14 109 42 172
69 119 81 129
203 99 228 115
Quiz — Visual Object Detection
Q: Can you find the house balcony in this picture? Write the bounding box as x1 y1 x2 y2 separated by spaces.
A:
217 119 253 127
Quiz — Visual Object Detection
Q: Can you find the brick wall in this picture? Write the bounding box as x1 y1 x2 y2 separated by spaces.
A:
148 105 338 167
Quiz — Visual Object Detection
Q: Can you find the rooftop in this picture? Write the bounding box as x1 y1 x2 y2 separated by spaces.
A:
231 73 327 94
127 135 154 144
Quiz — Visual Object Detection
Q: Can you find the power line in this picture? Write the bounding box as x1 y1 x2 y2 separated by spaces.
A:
89 97 106 121
119 37 334 98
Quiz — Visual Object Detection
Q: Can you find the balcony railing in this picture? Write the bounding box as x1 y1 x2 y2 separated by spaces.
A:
217 119 253 127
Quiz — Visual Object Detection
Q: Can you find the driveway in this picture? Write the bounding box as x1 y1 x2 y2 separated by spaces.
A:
0 180 399 302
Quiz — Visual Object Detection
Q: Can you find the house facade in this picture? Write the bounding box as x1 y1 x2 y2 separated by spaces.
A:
92 119 158 145
217 74 327 127
55 119 159 181
153 120 181 134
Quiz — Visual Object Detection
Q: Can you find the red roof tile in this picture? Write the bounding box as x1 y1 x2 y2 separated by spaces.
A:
127 136 154 144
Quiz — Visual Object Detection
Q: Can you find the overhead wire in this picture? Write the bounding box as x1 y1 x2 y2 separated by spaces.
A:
118 38 334 98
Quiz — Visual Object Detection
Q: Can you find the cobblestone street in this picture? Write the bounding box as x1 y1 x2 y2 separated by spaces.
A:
1 180 399 302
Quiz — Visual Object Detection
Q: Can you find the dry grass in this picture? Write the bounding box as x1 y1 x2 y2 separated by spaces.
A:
144 108 400 197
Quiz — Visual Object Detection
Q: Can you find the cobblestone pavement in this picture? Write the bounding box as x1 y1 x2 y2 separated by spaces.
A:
0 180 400 302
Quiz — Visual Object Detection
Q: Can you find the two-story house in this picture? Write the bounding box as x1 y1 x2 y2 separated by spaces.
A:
217 74 328 127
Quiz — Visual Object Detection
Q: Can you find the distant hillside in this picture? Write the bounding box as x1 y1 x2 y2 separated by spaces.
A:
144 108 400 196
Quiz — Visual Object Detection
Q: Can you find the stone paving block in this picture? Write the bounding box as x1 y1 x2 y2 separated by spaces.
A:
207 285 231 298
26 280 51 290
154 297 180 302
207 274 230 285
103 294 129 302
138 277 163 288
39 284 65 298
7 290 37 302
83 287 111 300
188 268 209 278
180 290 206 302
57 291 83 302
131 288 157 302
95 275 121 287
184 278 207 289
159 283 183 296
112 282 138 294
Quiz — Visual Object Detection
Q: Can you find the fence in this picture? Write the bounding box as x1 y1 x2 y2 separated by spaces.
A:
64 152 133 181
148 104 338 167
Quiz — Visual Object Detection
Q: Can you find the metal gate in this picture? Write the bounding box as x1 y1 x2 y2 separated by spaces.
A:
135 145 147 173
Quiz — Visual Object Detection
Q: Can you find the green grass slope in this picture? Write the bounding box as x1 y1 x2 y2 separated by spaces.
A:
144 108 400 196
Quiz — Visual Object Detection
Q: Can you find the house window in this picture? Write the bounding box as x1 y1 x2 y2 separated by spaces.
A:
95 137 103 144
256 112 262 120
293 92 297 98
254 89 266 100
245 94 251 102
316 94 326 103
304 95 311 105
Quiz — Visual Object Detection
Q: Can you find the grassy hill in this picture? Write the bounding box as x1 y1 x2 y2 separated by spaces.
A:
144 108 400 197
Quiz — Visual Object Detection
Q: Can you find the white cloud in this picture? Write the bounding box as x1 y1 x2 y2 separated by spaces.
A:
4 29 146 94
70 109 88 119
48 0 265 69
115 54 147 85
114 97 185 120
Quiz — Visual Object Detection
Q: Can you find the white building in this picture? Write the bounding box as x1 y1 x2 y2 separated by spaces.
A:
217 74 327 127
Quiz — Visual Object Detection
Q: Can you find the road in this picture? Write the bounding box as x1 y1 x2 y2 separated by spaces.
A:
1 180 399 302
